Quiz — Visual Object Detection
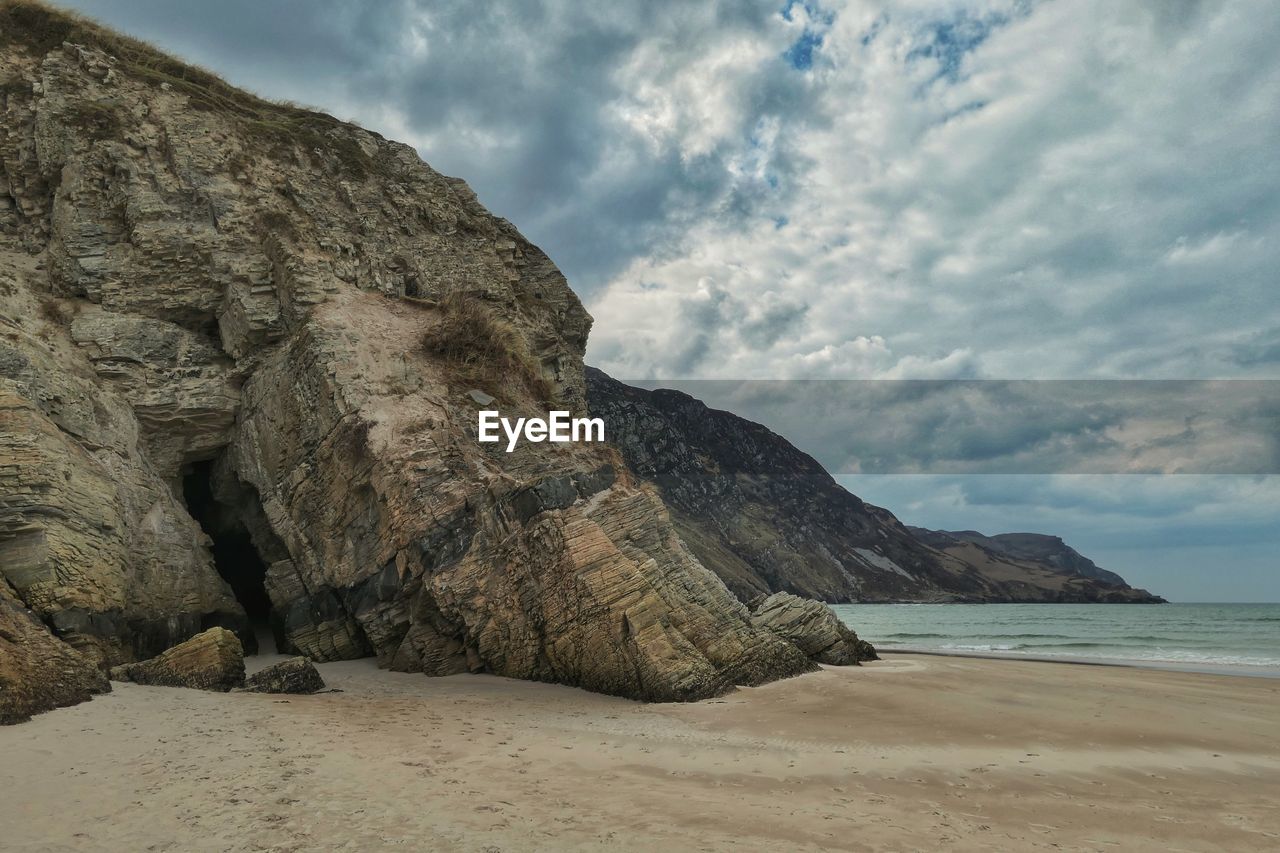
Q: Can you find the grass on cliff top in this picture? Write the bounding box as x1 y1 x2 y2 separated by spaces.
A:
1 0 259 106
0 0 383 179
420 292 554 405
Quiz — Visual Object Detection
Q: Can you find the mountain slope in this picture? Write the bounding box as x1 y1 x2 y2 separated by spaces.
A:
908 529 1131 587
586 369 1164 604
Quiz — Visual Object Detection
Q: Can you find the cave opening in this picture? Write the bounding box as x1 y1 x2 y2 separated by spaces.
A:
182 459 274 654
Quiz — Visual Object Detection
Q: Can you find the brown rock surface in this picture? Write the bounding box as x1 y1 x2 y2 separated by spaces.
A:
0 578 108 724
0 3 812 706
109 627 244 691
243 656 324 694
749 592 877 666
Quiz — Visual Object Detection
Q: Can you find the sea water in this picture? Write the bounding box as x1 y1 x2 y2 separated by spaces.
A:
831 602 1280 675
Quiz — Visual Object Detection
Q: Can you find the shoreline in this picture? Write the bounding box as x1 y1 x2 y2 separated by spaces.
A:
875 647 1280 679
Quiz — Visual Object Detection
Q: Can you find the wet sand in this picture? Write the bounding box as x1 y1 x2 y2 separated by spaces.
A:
2 653 1278 851
876 646 1280 679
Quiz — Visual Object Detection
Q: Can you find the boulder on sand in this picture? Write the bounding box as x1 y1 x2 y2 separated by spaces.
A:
244 657 325 694
749 593 878 666
110 628 245 691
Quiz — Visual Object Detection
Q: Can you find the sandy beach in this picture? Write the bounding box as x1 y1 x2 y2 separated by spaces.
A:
3 653 1278 852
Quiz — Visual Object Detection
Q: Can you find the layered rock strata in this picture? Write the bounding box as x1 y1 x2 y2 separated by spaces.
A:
243 656 324 694
0 3 813 709
109 626 245 691
749 593 877 666
0 576 108 723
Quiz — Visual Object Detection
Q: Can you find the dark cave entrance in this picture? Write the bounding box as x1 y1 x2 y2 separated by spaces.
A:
182 459 274 654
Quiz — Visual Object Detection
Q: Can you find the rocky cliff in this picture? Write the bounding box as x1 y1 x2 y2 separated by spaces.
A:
1 575 108 723
0 2 816 711
907 528 1162 601
586 369 1164 604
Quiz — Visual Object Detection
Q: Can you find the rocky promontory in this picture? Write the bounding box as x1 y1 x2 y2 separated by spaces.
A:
0 1 817 717
586 369 1164 604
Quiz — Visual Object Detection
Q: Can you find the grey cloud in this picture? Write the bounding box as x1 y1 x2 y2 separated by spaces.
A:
740 299 810 348
69 0 408 94
1229 328 1280 367
52 1 1280 600
582 1 1280 381
628 379 1280 474
66 0 815 295
62 1 1280 382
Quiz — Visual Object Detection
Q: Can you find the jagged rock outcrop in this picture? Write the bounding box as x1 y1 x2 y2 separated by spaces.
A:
0 3 813 709
109 626 244 691
586 368 1165 604
749 592 877 666
1 577 108 723
243 656 324 694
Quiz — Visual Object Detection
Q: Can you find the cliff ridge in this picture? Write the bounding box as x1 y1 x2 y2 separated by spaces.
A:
0 2 815 717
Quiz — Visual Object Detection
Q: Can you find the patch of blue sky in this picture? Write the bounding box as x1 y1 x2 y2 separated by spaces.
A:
905 4 1035 91
781 1 836 71
784 30 824 70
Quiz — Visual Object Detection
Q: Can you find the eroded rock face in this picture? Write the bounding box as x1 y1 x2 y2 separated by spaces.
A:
109 627 245 691
0 7 813 706
0 579 109 724
0 250 243 666
243 657 324 694
749 593 877 666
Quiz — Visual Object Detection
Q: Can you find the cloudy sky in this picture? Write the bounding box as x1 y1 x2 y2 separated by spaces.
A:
61 0 1279 600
